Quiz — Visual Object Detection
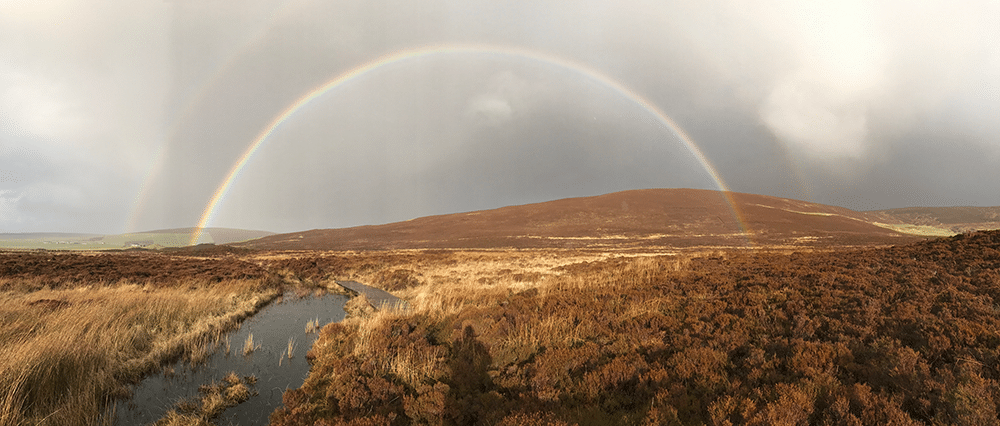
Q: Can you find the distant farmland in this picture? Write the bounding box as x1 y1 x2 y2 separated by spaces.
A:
0 228 274 250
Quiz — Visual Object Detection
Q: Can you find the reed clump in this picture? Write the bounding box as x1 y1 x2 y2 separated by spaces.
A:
242 333 259 356
304 318 319 334
153 372 256 426
0 277 280 426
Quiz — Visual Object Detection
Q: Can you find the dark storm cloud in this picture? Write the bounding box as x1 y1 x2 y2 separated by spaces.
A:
3 0 998 233
0 139 127 232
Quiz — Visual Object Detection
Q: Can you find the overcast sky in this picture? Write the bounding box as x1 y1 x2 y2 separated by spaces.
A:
1 0 998 234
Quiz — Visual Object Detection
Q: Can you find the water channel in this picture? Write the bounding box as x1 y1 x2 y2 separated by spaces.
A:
114 290 349 425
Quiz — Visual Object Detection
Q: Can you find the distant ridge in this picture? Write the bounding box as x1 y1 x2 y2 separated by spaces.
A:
0 227 275 250
141 228 277 245
233 189 934 250
865 206 1000 235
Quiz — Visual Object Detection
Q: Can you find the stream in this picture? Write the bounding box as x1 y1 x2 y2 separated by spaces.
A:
113 290 349 425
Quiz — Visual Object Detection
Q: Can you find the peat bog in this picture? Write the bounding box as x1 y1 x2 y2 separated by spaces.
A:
115 290 348 426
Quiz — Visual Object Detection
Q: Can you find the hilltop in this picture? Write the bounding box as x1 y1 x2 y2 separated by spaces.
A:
234 189 933 250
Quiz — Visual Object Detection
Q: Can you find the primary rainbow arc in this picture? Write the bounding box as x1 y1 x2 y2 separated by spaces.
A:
189 44 750 246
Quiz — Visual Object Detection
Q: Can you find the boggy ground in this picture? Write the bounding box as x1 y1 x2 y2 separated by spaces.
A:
0 250 285 426
269 231 1000 425
5 231 1000 425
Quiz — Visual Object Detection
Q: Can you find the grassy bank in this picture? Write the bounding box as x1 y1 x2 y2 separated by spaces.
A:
0 270 281 425
271 232 1000 425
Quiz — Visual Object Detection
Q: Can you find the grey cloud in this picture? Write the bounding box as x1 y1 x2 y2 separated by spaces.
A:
3 0 998 233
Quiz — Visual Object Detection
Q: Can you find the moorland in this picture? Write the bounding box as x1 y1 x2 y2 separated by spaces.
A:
2 189 1000 425
267 231 1000 425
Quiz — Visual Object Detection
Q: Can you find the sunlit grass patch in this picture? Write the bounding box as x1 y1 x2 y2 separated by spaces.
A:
872 222 957 236
0 278 279 426
304 318 319 334
242 332 259 356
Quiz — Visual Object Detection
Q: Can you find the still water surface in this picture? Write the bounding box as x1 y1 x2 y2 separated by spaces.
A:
114 291 348 425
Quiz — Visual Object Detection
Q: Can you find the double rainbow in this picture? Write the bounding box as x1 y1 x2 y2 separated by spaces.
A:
189 44 750 246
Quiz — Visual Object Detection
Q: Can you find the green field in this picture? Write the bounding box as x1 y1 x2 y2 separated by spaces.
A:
0 228 273 250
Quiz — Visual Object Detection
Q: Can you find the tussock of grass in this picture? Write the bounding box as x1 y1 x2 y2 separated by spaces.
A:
0 279 279 426
154 372 256 426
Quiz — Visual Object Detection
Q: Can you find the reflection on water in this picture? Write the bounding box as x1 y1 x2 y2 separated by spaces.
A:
114 291 348 426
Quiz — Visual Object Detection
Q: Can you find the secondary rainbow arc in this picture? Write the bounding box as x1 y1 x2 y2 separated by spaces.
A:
190 44 751 246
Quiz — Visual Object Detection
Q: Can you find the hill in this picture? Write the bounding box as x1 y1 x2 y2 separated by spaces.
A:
865 206 1000 235
234 189 928 250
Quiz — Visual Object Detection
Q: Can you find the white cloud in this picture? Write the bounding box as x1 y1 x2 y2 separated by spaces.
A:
760 72 872 160
0 71 88 141
466 95 513 126
748 0 887 160
0 189 25 227
744 0 1000 163
463 70 555 127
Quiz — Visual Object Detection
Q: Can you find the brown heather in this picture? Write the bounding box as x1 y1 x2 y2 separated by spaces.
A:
270 231 1000 425
0 251 282 426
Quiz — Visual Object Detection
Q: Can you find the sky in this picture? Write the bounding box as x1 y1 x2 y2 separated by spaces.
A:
1 0 998 234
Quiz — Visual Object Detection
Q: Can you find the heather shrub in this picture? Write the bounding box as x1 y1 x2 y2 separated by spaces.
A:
275 231 1000 425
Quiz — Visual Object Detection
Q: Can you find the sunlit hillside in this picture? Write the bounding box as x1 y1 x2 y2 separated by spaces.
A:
234 189 931 251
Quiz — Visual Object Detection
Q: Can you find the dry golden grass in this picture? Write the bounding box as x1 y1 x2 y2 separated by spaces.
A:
272 247 709 425
0 278 279 426
361 250 704 317
242 332 259 356
304 318 319 334
255 248 729 396
0 276 54 293
311 249 705 390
